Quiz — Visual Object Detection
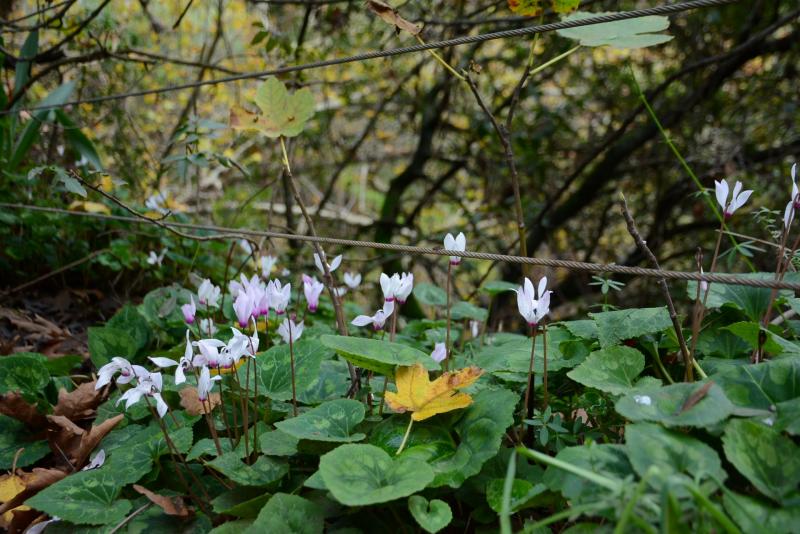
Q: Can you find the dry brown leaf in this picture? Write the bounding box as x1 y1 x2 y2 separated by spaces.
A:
0 393 47 429
366 0 421 35
179 387 220 416
133 485 189 517
71 414 123 468
47 414 123 468
53 381 102 420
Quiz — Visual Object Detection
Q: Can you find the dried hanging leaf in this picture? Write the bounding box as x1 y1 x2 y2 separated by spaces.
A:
133 485 189 517
385 363 483 421
53 381 103 420
366 0 421 35
47 414 123 468
179 387 221 416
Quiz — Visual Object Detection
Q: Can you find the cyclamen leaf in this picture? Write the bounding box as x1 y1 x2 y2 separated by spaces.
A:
408 495 453 533
319 443 434 506
275 399 366 442
566 345 644 395
385 363 483 421
590 306 672 348
321 335 437 377
245 493 323 534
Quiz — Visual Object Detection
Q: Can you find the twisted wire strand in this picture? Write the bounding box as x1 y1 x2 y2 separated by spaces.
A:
1 0 739 116
3 202 798 291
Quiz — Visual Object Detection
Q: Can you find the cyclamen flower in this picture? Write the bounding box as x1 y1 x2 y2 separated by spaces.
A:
396 273 414 304
117 371 168 418
443 232 466 265
198 279 221 308
223 325 259 367
783 163 798 229
343 272 362 289
303 274 325 312
261 255 278 278
380 272 414 303
194 338 226 368
147 249 167 267
515 276 551 327
430 342 447 363
239 239 253 255
268 280 291 314
197 366 221 402
149 331 194 385
95 357 147 390
352 301 395 331
715 179 753 219
181 296 196 324
82 449 106 471
277 318 304 344
229 274 261 299
233 292 255 328
199 318 218 336
313 253 342 274
470 320 480 338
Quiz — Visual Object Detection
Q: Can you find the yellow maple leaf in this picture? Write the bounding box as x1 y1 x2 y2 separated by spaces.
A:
0 474 29 526
385 363 483 421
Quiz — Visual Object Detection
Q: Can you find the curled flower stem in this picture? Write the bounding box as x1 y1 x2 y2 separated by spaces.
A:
396 417 414 456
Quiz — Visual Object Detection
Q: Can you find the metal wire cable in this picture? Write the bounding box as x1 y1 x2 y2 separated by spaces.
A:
4 202 798 291
1 0 738 116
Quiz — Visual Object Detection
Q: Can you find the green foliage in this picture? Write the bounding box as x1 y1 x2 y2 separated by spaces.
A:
408 495 453 533
414 282 448 306
567 345 645 395
0 415 50 469
245 493 323 533
319 443 435 506
253 338 328 401
230 77 315 138
615 382 734 427
557 12 673 49
208 453 288 486
590 307 672 348
275 399 366 442
0 353 50 398
320 334 437 376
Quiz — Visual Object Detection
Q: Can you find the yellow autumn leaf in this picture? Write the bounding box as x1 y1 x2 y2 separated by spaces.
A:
68 200 111 214
385 363 483 421
0 474 29 525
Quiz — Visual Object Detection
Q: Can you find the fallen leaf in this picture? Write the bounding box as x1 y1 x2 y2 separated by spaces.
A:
0 474 29 528
179 387 221 416
366 0 421 35
133 485 189 517
0 393 47 429
53 381 103 420
676 381 714 415
385 363 483 421
0 469 66 518
47 414 123 468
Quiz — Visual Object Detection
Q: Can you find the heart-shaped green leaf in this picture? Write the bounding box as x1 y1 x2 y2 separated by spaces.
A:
475 327 584 380
319 444 434 506
556 11 673 49
245 493 323 534
414 282 448 306
275 399 366 443
208 453 288 487
0 353 50 397
722 418 800 504
567 345 645 395
615 382 734 428
408 495 453 533
320 335 437 376
230 77 315 138
542 443 633 502
0 415 50 469
251 338 327 401
450 301 488 322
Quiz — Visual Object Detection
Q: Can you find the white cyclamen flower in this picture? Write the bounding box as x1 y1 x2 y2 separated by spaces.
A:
197 366 221 402
117 371 168 418
197 279 221 308
261 255 278 278
199 317 218 336
267 279 291 314
147 249 167 266
149 331 194 385
714 179 752 218
352 301 395 330
181 296 196 324
277 318 304 344
430 342 447 363
783 163 798 229
443 232 466 265
82 449 106 471
515 277 551 327
343 271 362 289
193 338 226 368
303 274 325 312
95 357 147 389
314 253 342 274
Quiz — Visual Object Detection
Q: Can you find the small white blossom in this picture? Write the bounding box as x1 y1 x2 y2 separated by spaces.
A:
430 342 447 363
343 272 362 289
314 253 342 274
714 179 752 218
443 232 466 265
352 301 395 330
277 318 304 344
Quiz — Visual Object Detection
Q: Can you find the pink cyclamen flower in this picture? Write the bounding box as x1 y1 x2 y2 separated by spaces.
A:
352 300 395 331
233 292 255 328
181 296 196 324
515 276 551 327
430 342 447 364
303 274 325 313
714 179 752 219
443 232 466 265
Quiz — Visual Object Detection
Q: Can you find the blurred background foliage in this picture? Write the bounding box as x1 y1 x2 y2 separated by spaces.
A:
0 0 798 322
